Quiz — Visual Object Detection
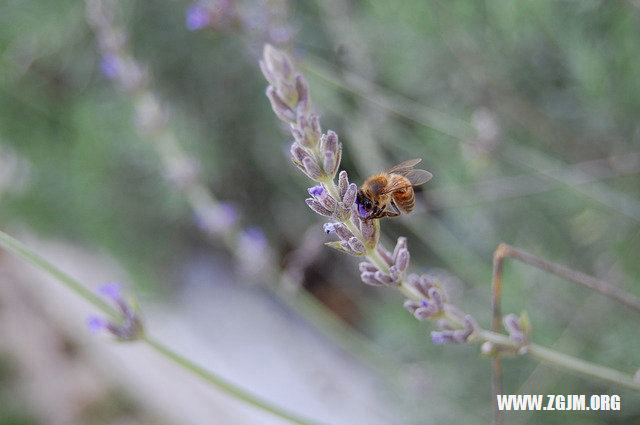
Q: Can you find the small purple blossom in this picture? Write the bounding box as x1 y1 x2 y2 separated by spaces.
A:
98 282 122 300
195 202 238 235
244 227 267 245
357 203 369 219
308 185 324 197
100 54 119 79
323 223 335 234
186 4 212 31
219 203 238 226
87 283 143 341
87 315 108 333
431 332 449 345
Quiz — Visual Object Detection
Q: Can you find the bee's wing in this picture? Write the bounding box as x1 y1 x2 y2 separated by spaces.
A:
381 170 432 195
381 179 413 195
399 169 433 186
384 158 422 174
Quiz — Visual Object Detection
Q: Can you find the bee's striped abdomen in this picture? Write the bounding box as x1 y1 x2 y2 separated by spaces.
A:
390 174 415 213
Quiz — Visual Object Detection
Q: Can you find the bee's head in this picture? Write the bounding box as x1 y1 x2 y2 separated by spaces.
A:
356 190 375 219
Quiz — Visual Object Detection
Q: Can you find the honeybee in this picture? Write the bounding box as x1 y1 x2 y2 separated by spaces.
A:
356 158 432 220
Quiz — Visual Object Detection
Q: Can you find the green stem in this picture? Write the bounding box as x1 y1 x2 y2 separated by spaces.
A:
477 330 640 392
143 337 321 425
0 230 115 316
0 229 320 425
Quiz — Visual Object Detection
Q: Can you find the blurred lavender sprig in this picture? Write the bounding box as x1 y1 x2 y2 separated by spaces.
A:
185 0 294 46
86 0 278 278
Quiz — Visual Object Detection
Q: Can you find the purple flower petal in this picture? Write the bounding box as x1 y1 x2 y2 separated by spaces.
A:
218 202 238 225
98 282 122 300
87 315 107 333
186 4 211 31
100 54 119 79
244 227 267 247
358 203 369 218
431 331 447 345
308 185 324 197
323 223 336 234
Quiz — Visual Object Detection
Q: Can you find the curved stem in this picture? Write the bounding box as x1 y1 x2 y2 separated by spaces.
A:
478 330 640 392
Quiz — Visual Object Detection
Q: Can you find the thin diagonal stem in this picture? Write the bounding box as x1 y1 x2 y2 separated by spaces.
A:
478 330 640 392
0 229 320 425
144 337 321 425
0 230 115 316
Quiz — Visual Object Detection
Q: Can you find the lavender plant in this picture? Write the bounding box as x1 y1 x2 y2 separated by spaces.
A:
260 44 640 393
87 0 412 383
86 0 281 280
260 44 479 346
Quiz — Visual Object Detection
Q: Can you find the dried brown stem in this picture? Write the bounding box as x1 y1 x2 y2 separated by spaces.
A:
491 244 507 425
498 243 640 314
490 242 640 425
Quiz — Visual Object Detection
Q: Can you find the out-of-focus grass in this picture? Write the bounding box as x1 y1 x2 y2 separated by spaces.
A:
1 0 640 423
0 354 38 425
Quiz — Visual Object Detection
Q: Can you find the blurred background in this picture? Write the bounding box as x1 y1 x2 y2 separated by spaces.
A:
1 0 640 424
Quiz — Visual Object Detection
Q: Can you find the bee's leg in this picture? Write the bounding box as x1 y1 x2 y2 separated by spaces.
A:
369 207 384 219
385 201 401 217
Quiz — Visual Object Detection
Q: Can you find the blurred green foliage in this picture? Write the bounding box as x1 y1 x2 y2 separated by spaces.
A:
1 0 639 423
